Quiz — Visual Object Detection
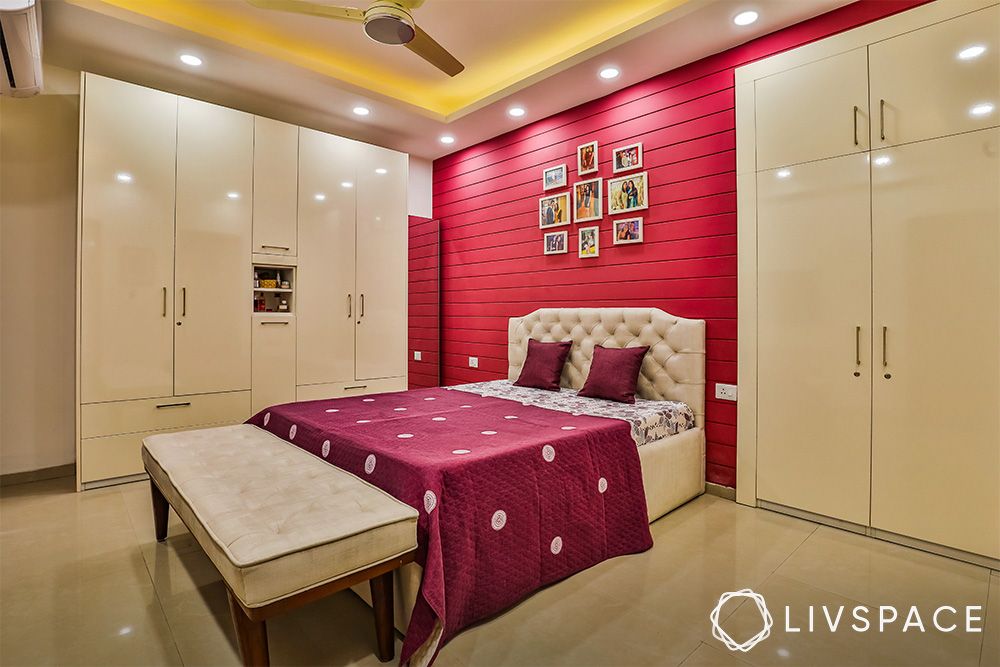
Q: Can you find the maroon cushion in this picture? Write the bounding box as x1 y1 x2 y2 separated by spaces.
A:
514 339 572 391
578 345 649 403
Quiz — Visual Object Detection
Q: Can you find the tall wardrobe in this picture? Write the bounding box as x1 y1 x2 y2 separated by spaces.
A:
737 1 999 562
77 74 407 490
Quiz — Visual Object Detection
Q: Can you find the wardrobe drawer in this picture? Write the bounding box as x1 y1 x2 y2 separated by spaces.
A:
295 377 406 401
81 391 251 439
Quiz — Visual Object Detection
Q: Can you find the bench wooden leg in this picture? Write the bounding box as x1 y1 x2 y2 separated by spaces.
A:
149 479 169 542
228 590 269 667
370 570 395 662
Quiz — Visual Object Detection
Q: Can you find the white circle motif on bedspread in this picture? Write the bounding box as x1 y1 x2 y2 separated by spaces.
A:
424 490 437 513
364 454 376 474
289 424 297 440
432 417 447 422
357 420 371 424
491 510 507 531
481 431 497 436
321 440 331 458
394 408 407 412
560 426 576 431
363 398 375 402
550 536 563 555
325 408 339 413
263 412 270 426
452 449 471 455
397 433 414 439
542 445 556 462
598 477 608 494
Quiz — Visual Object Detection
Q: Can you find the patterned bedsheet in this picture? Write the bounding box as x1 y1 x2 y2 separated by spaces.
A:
450 380 695 446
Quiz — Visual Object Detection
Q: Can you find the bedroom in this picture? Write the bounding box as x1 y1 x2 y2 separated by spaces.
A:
0 0 997 665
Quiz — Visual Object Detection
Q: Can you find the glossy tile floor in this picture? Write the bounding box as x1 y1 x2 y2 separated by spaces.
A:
1 478 997 667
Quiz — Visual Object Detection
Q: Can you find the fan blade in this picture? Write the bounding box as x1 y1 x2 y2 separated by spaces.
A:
406 25 464 76
397 0 426 8
245 0 364 22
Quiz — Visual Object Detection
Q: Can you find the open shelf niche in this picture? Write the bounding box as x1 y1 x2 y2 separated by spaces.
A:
253 265 294 314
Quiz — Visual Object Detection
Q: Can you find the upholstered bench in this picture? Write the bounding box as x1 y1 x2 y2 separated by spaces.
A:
142 424 418 666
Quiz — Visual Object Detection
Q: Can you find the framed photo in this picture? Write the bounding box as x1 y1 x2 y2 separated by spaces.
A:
573 177 603 223
607 171 649 215
577 141 598 175
612 142 643 173
538 192 570 229
612 217 643 245
578 226 600 258
543 230 568 255
542 164 568 191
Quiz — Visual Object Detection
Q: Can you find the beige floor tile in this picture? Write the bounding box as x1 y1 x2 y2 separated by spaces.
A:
679 642 752 666
776 526 992 610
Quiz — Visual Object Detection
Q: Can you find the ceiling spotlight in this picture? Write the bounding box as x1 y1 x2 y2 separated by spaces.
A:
115 172 133 184
958 45 986 60
352 105 371 116
733 10 759 26
970 102 995 117
507 106 526 118
179 54 203 67
440 135 456 145
599 67 620 80
341 181 354 188
375 168 388 175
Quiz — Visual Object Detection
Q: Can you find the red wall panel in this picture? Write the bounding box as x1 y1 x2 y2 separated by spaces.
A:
408 215 439 389
426 1 926 488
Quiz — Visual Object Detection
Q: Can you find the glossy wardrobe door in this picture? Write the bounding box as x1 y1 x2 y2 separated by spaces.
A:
252 117 298 256
80 74 177 403
355 144 408 380
756 153 873 525
174 97 254 395
871 128 1000 558
296 129 358 386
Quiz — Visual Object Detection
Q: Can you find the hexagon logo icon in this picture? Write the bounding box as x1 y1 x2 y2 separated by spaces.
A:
710 589 773 652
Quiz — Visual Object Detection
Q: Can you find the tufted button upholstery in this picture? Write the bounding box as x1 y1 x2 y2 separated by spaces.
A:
508 308 706 426
142 425 418 608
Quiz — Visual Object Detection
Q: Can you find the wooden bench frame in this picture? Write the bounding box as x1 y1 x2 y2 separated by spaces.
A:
149 475 416 666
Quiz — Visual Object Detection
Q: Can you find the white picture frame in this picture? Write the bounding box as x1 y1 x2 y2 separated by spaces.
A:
543 230 568 255
577 140 598 175
538 192 570 229
578 226 600 258
607 171 649 215
612 217 643 245
573 177 603 223
542 164 568 191
612 142 643 173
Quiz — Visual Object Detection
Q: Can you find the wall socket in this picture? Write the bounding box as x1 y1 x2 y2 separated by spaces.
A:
468 356 479 368
715 383 738 401
413 351 422 361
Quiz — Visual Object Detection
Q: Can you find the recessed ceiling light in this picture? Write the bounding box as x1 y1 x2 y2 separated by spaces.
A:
179 54 203 67
352 105 371 116
115 172 133 183
440 135 456 145
375 168 388 175
226 191 240 200
507 106 526 118
776 169 791 179
873 155 892 167
598 67 620 80
314 193 326 201
970 102 995 117
341 181 354 188
958 45 986 60
733 10 759 26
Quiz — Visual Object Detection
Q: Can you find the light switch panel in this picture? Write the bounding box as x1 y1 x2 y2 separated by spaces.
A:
468 356 479 368
413 351 422 361
715 383 738 401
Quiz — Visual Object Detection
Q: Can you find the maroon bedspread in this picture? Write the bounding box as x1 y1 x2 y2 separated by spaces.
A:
246 387 652 664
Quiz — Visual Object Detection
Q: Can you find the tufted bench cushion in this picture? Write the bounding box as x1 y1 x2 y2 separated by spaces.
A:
142 424 419 609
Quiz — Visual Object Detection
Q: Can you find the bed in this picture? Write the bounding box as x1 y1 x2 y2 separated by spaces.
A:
248 308 705 665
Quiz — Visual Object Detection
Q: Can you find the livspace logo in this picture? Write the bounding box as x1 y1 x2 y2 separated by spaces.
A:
710 589 985 653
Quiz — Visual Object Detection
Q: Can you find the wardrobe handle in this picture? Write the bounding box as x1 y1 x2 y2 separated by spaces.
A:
879 99 886 141
155 402 191 409
855 326 861 366
344 385 368 391
162 287 167 317
360 294 365 318
260 321 289 326
181 287 187 317
853 106 859 146
881 326 888 367
347 294 352 318
260 244 290 251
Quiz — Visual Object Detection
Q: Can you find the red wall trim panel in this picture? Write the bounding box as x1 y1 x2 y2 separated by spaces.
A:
408 215 439 389
426 1 928 487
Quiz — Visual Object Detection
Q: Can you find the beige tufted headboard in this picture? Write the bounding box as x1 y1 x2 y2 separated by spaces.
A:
508 308 706 427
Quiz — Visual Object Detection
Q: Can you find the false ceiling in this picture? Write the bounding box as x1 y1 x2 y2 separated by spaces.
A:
42 0 852 158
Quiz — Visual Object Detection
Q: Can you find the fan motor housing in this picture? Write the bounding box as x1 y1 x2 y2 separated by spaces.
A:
363 2 415 45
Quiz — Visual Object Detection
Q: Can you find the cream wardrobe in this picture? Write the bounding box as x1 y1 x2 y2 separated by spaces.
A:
77 74 407 489
737 1 999 563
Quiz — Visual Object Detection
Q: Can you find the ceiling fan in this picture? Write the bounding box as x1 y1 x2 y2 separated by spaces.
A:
246 0 464 76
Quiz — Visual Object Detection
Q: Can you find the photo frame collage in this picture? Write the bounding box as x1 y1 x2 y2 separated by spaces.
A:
540 139 647 258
